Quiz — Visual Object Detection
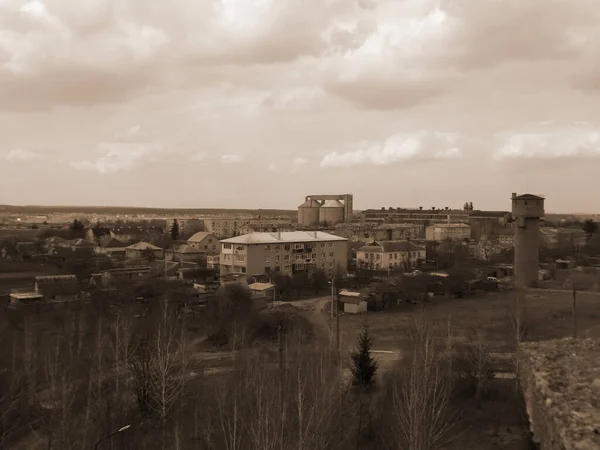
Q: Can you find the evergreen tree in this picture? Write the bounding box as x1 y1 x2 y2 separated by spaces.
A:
170 219 180 240
350 325 378 388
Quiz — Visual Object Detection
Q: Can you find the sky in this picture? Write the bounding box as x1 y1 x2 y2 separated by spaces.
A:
1 0 600 213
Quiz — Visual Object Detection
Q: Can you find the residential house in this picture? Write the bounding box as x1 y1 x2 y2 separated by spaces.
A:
357 240 426 270
95 238 127 260
425 223 471 241
220 231 348 277
125 242 164 260
206 254 220 270
85 227 113 245
337 290 368 314
43 236 70 252
33 275 80 302
69 238 98 257
165 244 206 263
187 232 219 254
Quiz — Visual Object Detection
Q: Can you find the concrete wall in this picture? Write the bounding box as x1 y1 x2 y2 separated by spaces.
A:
514 218 541 288
518 338 600 450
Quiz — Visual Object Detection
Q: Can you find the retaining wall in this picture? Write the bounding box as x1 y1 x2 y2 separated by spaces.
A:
518 338 600 450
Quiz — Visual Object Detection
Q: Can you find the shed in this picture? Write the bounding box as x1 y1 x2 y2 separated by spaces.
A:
33 275 80 301
338 290 368 314
248 282 276 302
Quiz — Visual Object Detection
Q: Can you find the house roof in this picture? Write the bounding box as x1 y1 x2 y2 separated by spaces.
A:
187 232 214 242
358 240 424 253
248 282 275 291
469 210 510 218
71 238 97 248
221 231 347 245
34 275 80 296
126 242 162 250
428 223 470 228
88 227 111 237
338 290 361 297
45 236 67 243
102 238 126 248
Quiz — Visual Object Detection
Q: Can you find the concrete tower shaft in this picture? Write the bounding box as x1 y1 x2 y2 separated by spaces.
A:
511 193 545 289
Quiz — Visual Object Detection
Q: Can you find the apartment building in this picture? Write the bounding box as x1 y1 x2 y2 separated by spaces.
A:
425 223 471 241
219 231 348 277
356 241 426 270
203 218 243 238
238 219 294 234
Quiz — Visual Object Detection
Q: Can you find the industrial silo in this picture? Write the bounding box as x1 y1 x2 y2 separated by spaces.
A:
319 199 345 225
298 199 321 226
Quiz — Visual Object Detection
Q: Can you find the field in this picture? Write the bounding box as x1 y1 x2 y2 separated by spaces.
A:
277 289 600 450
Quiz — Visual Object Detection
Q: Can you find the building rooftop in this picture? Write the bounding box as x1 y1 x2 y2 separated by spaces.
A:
34 275 80 296
102 238 126 248
358 240 424 253
187 232 214 242
126 242 162 250
469 210 511 218
428 223 470 228
71 238 97 248
221 231 348 245
512 193 545 200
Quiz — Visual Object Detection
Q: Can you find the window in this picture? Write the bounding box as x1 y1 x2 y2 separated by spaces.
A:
265 245 271 251
294 244 304 250
294 254 303 260
321 243 325 248
284 264 291 271
275 245 280 252
328 243 333 248
223 254 231 261
241 267 247 273
265 257 271 263
235 254 245 262
275 255 280 262
264 266 270 273
312 253 317 259
295 263 305 270
329 252 334 257
208 239 212 243
321 253 326 258
223 243 232 249
274 266 280 272
284 255 290 261
284 245 291 251
236 245 244 251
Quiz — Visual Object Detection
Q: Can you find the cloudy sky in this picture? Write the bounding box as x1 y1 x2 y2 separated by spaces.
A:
1 0 599 213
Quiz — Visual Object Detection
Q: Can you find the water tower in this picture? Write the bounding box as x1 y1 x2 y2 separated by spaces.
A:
511 193 545 289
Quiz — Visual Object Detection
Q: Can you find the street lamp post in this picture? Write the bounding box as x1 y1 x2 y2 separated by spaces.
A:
94 425 131 450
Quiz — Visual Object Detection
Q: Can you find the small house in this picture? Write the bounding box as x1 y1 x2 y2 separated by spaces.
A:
34 275 80 302
9 290 44 307
165 244 206 263
95 238 127 260
125 242 164 260
338 290 368 314
248 282 276 302
99 265 152 285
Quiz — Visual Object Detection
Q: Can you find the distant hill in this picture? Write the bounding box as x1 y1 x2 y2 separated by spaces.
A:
0 205 297 217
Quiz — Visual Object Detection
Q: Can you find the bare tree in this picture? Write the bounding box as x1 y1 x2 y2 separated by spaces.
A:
455 328 495 400
390 318 456 450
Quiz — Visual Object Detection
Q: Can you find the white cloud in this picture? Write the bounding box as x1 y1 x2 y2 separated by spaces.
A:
293 157 309 165
4 148 40 161
221 154 244 164
70 142 160 174
320 131 464 168
494 125 600 161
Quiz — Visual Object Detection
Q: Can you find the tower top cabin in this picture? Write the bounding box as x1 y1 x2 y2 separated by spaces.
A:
511 193 545 221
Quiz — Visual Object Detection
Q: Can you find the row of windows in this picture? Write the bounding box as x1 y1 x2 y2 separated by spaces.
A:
222 242 336 251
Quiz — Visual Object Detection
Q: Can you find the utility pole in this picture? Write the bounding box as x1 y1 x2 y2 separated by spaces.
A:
572 283 577 339
335 284 340 363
